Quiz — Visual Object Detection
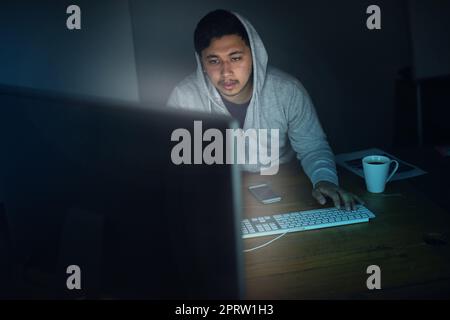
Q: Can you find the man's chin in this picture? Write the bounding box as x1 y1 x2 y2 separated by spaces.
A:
219 89 240 98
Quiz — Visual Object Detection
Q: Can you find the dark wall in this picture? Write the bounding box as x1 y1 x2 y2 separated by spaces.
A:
0 0 139 101
409 0 450 80
130 0 412 153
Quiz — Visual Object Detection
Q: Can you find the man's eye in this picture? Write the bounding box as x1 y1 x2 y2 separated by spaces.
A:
208 59 219 65
231 56 242 61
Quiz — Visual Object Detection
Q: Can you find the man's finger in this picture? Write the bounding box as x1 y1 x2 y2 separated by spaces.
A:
320 188 341 209
349 197 356 211
312 189 327 205
338 190 353 211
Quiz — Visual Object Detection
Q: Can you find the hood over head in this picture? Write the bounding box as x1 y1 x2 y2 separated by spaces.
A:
194 11 268 112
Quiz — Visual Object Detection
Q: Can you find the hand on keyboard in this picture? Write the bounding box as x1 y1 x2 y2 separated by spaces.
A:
312 181 365 211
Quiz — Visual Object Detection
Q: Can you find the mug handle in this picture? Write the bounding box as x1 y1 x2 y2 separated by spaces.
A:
386 160 399 182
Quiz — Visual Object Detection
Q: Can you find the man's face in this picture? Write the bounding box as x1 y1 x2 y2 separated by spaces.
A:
201 34 253 104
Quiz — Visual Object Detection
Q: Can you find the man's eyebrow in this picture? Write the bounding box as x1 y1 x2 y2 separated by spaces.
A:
205 50 244 59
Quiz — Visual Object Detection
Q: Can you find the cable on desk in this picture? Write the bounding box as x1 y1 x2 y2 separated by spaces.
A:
243 232 288 253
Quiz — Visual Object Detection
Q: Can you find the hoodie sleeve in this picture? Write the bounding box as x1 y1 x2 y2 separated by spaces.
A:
286 83 339 188
166 87 183 109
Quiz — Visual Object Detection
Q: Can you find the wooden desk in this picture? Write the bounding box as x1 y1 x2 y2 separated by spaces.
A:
242 161 450 299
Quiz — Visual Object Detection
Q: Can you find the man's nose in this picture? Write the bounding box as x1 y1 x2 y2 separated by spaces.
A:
221 61 232 77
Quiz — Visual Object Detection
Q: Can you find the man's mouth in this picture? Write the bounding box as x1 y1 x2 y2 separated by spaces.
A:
221 80 238 90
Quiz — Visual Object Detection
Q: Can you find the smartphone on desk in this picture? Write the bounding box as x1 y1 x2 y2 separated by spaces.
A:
248 183 282 204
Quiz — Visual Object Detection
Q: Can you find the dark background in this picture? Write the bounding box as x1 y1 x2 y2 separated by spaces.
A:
0 0 449 152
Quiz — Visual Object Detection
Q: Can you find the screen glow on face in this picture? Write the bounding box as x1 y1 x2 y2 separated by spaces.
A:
202 34 253 104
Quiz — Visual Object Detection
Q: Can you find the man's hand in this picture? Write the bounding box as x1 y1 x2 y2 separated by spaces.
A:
312 181 364 211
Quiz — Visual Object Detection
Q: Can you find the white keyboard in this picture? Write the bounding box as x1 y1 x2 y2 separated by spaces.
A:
242 205 375 239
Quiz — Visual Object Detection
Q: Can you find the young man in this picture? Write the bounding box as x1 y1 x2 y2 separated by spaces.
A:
167 9 362 210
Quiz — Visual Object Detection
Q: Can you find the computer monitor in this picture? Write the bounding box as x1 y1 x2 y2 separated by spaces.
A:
0 85 244 299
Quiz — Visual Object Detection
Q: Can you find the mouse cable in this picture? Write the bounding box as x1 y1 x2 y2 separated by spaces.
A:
243 232 288 253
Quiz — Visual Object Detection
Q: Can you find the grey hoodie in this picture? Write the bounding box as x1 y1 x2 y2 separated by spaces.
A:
167 12 338 187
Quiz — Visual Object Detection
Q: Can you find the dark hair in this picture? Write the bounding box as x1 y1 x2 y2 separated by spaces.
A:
194 9 250 56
